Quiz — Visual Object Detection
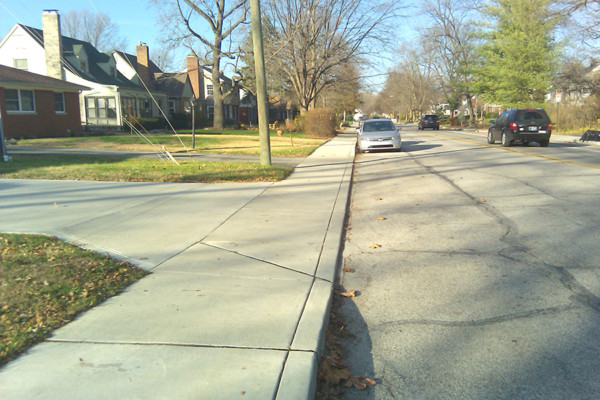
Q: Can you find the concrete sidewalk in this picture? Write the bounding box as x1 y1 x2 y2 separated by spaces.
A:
0 134 356 399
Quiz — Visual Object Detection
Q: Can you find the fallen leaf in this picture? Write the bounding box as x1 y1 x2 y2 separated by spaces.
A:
319 358 352 385
480 198 488 203
345 375 377 390
377 216 387 220
342 267 355 273
375 197 383 201
369 243 382 249
340 289 356 298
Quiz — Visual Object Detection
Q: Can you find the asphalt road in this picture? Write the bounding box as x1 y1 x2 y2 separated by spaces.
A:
338 126 600 399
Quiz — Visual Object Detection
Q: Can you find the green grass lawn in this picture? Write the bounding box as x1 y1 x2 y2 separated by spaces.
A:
0 233 148 366
13 130 327 158
0 155 293 183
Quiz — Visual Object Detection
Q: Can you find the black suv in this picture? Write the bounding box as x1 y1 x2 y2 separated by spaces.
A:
488 108 552 147
418 114 440 130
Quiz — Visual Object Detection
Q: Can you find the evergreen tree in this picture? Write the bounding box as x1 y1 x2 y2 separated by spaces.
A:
474 0 561 107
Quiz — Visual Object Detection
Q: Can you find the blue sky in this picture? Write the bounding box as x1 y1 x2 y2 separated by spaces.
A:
0 0 162 53
0 0 423 89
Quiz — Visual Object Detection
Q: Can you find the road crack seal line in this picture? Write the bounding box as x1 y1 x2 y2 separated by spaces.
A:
407 153 519 246
406 152 600 314
371 304 581 330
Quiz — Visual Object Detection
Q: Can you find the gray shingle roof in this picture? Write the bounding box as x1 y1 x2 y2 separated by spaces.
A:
18 24 142 89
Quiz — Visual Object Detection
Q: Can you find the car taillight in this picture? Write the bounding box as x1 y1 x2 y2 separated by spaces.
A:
509 122 518 130
435 120 439 123
547 123 552 130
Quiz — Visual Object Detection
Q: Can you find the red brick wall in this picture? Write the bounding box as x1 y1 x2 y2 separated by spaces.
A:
0 87 83 139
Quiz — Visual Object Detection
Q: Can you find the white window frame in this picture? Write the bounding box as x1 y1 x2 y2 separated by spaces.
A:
206 84 214 96
5 89 35 114
13 58 28 70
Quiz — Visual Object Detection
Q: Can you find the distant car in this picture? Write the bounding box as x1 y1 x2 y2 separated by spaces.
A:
356 118 401 153
488 108 552 147
418 114 440 130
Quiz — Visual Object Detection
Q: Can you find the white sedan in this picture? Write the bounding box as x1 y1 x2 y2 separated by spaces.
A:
356 118 402 153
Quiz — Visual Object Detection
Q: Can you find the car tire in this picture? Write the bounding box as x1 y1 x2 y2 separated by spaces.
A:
501 131 511 147
540 139 549 147
487 130 495 144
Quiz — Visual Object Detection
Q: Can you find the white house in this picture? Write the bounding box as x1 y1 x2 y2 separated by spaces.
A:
0 10 168 128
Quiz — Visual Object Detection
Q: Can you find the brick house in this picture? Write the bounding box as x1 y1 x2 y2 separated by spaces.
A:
0 64 87 138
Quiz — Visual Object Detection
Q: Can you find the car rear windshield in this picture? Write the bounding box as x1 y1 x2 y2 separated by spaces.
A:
363 120 395 132
516 110 549 122
423 115 438 120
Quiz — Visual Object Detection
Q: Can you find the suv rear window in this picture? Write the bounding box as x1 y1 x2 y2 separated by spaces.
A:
516 110 549 122
423 115 438 120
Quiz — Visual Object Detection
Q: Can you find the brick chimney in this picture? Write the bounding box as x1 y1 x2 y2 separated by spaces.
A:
136 43 154 90
42 10 63 80
187 55 201 99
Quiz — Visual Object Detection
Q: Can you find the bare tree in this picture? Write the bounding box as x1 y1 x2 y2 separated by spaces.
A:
420 0 479 126
558 0 600 40
238 20 291 101
264 0 398 112
151 0 249 129
62 9 126 52
151 47 178 72
377 48 438 120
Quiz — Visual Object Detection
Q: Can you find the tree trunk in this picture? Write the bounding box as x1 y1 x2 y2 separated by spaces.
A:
212 64 224 129
465 94 475 127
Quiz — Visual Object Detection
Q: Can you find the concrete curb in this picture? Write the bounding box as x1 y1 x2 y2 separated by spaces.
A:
277 135 356 400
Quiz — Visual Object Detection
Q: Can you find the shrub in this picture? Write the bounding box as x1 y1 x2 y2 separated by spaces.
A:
192 109 210 129
224 118 239 128
169 113 189 130
130 117 167 131
304 108 337 137
285 118 296 132
546 96 600 133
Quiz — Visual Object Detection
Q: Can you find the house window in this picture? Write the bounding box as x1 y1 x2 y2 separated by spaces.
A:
142 99 151 117
86 97 96 118
5 89 35 112
169 99 176 115
207 84 214 96
13 59 28 70
207 106 214 119
121 97 136 117
86 97 117 120
80 60 87 72
54 92 65 113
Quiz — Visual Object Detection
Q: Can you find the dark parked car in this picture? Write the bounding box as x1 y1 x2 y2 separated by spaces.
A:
488 108 552 147
418 114 439 130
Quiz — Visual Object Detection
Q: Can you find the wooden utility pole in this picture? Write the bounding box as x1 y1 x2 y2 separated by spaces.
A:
250 0 271 165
